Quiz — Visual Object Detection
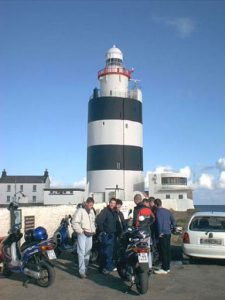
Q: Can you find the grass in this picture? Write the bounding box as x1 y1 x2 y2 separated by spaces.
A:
171 209 196 246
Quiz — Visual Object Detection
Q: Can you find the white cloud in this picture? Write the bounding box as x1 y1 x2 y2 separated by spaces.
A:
152 16 195 38
50 176 86 188
166 17 195 38
179 166 192 179
154 165 172 173
198 173 214 190
216 158 225 171
49 177 64 187
219 171 225 189
73 177 86 188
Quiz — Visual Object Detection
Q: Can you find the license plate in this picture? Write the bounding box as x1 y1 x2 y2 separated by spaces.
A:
200 238 223 245
138 253 148 263
47 250 57 260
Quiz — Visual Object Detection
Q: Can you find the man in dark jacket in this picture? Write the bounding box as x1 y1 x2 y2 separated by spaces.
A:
115 199 126 236
132 194 145 227
113 199 126 263
96 198 117 274
154 198 176 274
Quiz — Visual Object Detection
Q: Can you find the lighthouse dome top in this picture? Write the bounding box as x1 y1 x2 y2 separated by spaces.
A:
106 45 123 61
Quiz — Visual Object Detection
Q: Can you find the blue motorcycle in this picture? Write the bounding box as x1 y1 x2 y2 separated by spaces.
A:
0 225 56 287
52 215 77 257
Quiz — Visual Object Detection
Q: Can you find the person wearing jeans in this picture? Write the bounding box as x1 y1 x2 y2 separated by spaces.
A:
153 198 176 275
96 198 117 274
72 197 96 278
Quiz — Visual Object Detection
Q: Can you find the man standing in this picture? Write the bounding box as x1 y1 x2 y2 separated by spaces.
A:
154 198 176 274
115 199 126 236
96 198 117 274
72 197 96 278
132 193 145 227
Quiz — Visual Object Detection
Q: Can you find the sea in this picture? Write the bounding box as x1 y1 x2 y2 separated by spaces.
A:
194 205 225 212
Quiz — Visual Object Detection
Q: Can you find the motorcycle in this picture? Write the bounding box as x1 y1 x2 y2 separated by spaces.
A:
116 218 150 295
0 211 56 287
52 215 77 257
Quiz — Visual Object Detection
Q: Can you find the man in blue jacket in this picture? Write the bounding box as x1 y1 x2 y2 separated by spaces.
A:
154 198 176 274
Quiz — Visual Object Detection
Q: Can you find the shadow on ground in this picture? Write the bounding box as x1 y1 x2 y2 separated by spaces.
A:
54 252 141 295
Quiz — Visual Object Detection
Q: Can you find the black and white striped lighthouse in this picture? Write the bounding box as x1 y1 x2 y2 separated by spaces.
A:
87 45 144 201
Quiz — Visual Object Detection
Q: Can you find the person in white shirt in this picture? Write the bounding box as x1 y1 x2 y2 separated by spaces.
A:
72 197 96 278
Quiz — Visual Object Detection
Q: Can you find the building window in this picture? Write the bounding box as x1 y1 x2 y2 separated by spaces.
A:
162 177 187 185
33 185 37 192
7 185 11 192
166 194 170 199
32 196 36 203
179 194 183 199
7 196 10 202
20 185 23 192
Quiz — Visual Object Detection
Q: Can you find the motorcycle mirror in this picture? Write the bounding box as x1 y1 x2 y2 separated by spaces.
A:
138 215 145 222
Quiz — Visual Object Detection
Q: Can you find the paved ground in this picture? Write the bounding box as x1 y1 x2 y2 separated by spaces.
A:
1 248 225 300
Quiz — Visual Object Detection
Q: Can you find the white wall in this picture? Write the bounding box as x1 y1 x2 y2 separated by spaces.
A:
44 190 85 205
0 201 136 239
0 205 77 239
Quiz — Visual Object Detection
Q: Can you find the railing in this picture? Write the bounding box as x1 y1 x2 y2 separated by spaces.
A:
98 67 132 79
89 89 140 100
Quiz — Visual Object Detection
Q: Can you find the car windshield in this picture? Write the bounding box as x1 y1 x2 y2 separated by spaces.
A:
189 216 225 232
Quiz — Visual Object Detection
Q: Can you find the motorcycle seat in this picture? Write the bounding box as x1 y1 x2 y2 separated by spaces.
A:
20 241 39 252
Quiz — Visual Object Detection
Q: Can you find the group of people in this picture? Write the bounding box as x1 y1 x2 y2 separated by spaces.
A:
71 194 176 278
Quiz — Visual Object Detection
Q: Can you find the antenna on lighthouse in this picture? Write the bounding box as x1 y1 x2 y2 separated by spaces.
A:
130 78 141 88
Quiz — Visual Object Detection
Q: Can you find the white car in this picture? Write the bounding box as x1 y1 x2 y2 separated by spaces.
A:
182 211 225 259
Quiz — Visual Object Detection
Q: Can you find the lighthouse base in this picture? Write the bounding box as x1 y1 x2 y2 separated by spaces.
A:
87 170 144 203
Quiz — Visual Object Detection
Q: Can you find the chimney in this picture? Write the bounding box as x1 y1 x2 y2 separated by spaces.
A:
1 169 7 178
44 169 49 180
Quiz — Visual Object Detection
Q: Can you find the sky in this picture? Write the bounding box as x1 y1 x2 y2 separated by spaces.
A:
0 0 225 204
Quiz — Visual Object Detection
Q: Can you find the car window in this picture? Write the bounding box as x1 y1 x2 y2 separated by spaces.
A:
189 216 225 232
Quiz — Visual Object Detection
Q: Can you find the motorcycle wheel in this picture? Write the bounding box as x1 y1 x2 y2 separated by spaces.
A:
135 270 149 295
36 261 55 288
116 261 127 280
2 263 12 277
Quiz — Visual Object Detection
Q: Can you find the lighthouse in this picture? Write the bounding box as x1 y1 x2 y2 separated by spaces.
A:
87 45 144 202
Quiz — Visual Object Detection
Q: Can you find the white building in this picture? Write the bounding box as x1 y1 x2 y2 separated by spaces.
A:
0 169 50 204
148 171 194 211
44 188 85 205
87 45 144 202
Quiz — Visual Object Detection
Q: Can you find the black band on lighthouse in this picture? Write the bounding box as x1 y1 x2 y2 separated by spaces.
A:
87 145 143 171
88 97 142 123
